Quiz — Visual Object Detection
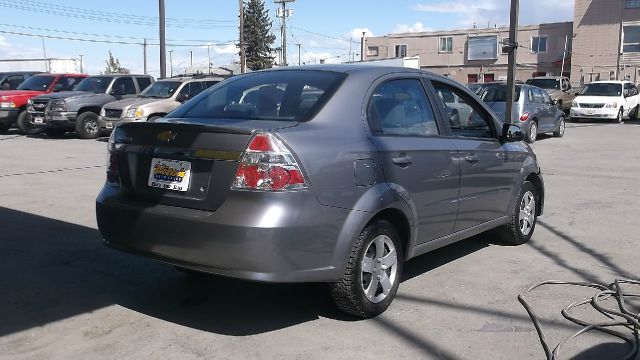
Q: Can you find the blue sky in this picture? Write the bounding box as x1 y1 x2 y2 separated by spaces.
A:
0 0 574 77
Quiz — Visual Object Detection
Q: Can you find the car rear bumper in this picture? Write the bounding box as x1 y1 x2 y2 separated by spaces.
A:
0 108 18 125
96 185 351 283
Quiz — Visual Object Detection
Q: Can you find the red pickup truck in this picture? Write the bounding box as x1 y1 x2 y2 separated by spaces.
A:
0 73 87 134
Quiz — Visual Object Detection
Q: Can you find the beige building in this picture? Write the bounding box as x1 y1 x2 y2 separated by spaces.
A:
572 0 640 84
364 22 573 84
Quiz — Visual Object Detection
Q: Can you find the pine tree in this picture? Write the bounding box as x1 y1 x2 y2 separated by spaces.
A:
243 0 276 70
104 51 131 74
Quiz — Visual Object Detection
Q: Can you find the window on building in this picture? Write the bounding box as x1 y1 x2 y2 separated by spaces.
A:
626 0 640 9
394 44 407 58
623 25 640 53
531 36 548 53
468 35 498 60
367 46 379 57
439 36 453 53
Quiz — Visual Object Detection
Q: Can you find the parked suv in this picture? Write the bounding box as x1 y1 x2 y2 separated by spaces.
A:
99 76 222 131
97 66 544 318
0 73 87 134
525 76 576 112
570 81 640 123
28 74 154 138
0 71 41 90
480 82 566 143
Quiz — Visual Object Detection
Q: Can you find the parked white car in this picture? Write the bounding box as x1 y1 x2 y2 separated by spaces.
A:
570 81 640 123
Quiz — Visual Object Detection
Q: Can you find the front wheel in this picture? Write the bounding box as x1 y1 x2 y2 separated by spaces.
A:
497 181 537 245
75 111 101 139
630 105 639 121
16 111 41 135
615 108 624 124
553 117 566 137
330 219 403 318
525 121 538 143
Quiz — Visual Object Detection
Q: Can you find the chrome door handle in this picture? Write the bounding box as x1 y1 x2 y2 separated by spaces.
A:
392 155 413 167
464 155 480 165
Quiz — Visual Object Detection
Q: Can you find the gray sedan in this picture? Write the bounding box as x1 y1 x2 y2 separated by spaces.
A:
96 66 545 318
480 83 566 143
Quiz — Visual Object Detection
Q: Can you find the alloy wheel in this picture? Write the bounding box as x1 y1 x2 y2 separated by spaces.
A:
559 119 566 136
84 118 99 135
529 122 537 141
361 235 398 304
519 191 536 236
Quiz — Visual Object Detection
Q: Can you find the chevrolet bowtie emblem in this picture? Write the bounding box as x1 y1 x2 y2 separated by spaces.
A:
157 130 177 142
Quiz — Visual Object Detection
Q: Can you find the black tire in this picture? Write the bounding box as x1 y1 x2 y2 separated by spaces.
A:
553 117 566 137
497 181 537 245
16 111 41 135
524 121 538 143
330 219 403 318
631 105 639 121
75 111 101 139
615 108 624 124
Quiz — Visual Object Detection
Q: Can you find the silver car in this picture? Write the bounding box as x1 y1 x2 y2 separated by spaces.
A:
99 77 224 130
480 83 566 143
96 66 545 318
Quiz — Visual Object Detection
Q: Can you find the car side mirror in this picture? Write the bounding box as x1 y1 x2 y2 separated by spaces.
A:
501 123 524 143
176 93 189 103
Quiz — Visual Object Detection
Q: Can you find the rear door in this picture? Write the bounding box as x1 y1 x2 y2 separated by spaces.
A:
367 76 460 243
430 80 520 231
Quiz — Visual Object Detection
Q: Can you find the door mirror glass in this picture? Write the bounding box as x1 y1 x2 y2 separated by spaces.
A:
501 123 524 142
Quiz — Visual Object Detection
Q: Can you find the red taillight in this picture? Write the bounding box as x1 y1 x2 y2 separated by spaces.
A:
520 112 530 122
233 132 308 191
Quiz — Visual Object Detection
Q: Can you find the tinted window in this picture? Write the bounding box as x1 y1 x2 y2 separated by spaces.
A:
140 81 181 98
189 82 205 97
136 77 152 91
170 70 346 122
480 85 521 102
532 89 545 103
5 75 25 89
433 81 495 139
113 77 137 95
17 75 56 91
368 79 439 136
631 84 639 95
525 78 559 90
205 80 220 88
58 76 82 91
539 89 552 104
75 76 112 93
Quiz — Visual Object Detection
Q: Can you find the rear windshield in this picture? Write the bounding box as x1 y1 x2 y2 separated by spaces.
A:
17 75 56 91
169 70 347 122
480 85 521 102
140 81 181 98
525 78 559 89
75 76 112 93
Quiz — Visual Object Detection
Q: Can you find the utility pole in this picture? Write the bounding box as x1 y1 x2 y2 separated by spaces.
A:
207 44 212 75
168 50 174 77
239 0 246 73
274 0 294 66
560 35 568 77
296 43 301 66
360 31 366 62
616 0 624 80
348 38 352 64
189 50 193 67
78 54 84 74
159 0 166 79
504 0 519 124
143 38 148 75
40 36 47 72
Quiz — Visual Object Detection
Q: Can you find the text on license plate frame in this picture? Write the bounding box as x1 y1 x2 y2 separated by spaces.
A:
147 158 192 192
33 116 44 124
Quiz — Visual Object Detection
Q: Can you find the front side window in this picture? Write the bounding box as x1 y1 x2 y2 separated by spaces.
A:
531 36 548 53
433 81 495 139
169 70 346 122
394 44 407 58
140 81 181 98
367 78 439 137
75 76 112 93
439 36 453 53
623 25 640 53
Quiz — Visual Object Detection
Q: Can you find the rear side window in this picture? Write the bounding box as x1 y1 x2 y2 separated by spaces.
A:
136 77 152 91
170 70 346 122
113 77 137 95
189 82 205 97
368 79 439 136
480 85 521 102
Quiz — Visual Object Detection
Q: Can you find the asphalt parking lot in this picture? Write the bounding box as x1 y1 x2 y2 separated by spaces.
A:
1 122 639 360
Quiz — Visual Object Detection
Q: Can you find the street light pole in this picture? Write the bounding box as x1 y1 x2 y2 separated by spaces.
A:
360 31 366 62
296 43 301 65
189 50 193 67
168 50 174 77
207 44 212 75
274 0 294 66
78 54 84 74
159 0 166 78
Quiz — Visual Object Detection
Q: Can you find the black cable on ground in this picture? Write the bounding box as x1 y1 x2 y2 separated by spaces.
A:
519 279 640 360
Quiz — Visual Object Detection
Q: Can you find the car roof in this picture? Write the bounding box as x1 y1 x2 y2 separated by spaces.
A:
30 73 87 77
529 76 564 80
261 64 445 78
588 80 630 84
158 77 224 83
86 74 151 77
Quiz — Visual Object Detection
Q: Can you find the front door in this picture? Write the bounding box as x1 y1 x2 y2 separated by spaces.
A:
368 77 460 243
430 80 520 231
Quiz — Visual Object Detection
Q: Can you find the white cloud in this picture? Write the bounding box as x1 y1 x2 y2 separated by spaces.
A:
392 22 432 34
347 28 374 40
413 0 574 28
212 44 238 55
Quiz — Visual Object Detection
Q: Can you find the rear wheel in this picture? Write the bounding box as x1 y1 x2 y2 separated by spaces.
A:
525 121 538 143
631 105 639 121
330 219 403 318
16 111 40 135
497 181 537 245
75 111 101 139
553 117 566 137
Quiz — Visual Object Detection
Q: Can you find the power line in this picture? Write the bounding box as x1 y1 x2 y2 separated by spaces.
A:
289 26 359 44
